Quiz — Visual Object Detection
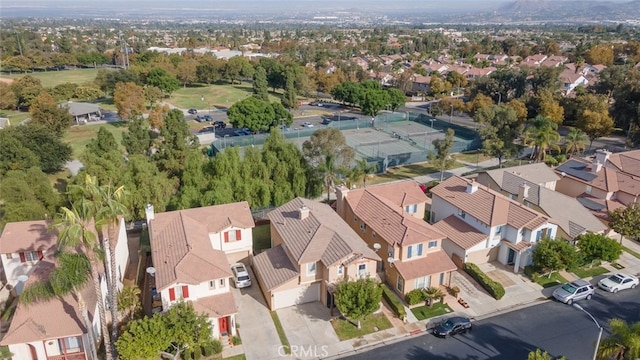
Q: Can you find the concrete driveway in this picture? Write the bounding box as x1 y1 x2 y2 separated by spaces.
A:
276 302 352 358
232 266 282 360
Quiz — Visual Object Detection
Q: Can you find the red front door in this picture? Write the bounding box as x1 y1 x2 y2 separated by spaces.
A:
218 316 228 335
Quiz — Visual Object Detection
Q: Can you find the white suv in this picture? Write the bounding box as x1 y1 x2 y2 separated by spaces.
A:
231 263 251 288
552 279 595 304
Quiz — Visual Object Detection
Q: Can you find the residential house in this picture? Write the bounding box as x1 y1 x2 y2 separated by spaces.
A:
541 55 568 68
558 68 588 95
411 75 431 94
145 201 255 339
430 176 559 272
477 163 607 240
522 54 548 67
464 67 496 80
334 181 457 297
1 256 100 360
555 149 640 221
252 198 380 310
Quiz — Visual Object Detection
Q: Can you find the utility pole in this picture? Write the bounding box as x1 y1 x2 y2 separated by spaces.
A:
16 32 23 56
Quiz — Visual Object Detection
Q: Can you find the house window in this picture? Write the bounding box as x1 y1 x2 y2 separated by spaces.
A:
536 229 544 241
417 244 423 256
415 276 430 289
372 231 376 238
19 251 42 263
224 230 242 243
586 185 592 194
220 278 225 287
209 280 216 289
59 336 81 353
360 222 367 232
520 229 526 239
458 209 466 219
358 264 367 278
388 245 394 258
405 204 418 214
168 285 189 301
337 265 344 275
396 275 404 292
407 246 413 259
428 240 438 249
439 273 445 285
307 262 317 276
5 254 12 260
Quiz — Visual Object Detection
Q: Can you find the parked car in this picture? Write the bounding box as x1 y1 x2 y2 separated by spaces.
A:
320 117 332 125
195 115 211 123
213 120 226 129
279 124 291 131
302 122 314 128
432 317 472 338
198 126 215 134
188 108 198 114
309 101 324 107
231 263 251 288
598 273 639 293
552 279 595 304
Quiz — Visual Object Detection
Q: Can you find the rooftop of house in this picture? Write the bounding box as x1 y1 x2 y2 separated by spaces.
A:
0 255 97 346
607 149 640 177
63 101 101 116
0 220 57 254
481 162 560 189
556 157 640 195
342 181 446 247
393 249 457 280
252 245 299 291
430 176 552 230
433 215 487 250
148 202 254 290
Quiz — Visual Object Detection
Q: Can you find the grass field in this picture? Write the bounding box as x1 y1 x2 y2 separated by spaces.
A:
63 122 128 157
411 302 453 321
367 161 465 186
0 110 30 125
1 68 103 88
331 313 392 341
169 82 281 109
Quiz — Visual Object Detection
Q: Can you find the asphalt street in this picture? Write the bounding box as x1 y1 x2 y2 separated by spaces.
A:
342 286 640 360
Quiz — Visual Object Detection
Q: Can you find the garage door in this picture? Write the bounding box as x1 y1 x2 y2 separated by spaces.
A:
272 283 320 309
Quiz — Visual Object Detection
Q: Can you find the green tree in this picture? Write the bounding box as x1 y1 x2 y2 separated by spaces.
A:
423 286 444 308
144 85 164 107
227 97 293 132
577 109 614 150
50 82 78 101
608 203 640 244
4 124 72 173
145 68 180 95
576 232 622 264
532 239 577 278
121 114 152 156
523 115 561 162
302 127 355 172
154 109 199 178
29 91 72 136
334 278 383 329
564 128 587 157
429 128 456 181
175 58 198 87
252 65 269 101
74 85 102 101
331 81 362 106
10 74 43 109
536 89 565 125
475 105 524 167
528 349 566 360
281 72 298 109
118 285 142 321
0 82 17 110
0 167 60 227
124 154 177 219
387 88 406 112
0 130 40 175
598 319 640 360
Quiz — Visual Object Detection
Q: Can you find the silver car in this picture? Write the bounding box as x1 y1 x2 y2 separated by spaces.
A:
231 263 251 288
598 273 639 293
552 279 595 304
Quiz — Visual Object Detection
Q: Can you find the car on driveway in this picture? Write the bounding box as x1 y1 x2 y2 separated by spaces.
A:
302 122 314 128
188 108 198 114
552 279 595 304
432 316 472 338
231 263 251 288
598 273 639 293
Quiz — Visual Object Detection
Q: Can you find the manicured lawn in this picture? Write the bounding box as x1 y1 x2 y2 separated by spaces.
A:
63 122 128 157
411 302 453 321
330 313 392 341
169 83 281 109
367 161 465 186
252 224 271 253
455 151 492 164
221 354 246 360
571 266 609 279
270 311 290 355
623 245 640 260
1 68 103 88
536 272 569 288
0 110 31 125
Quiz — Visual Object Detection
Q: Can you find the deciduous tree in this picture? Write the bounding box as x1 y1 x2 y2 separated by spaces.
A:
429 128 456 181
475 105 524 167
10 74 43 109
609 203 640 243
387 88 406 112
29 91 72 136
334 278 383 329
114 82 145 120
532 239 577 278
576 232 622 264
0 82 17 110
122 114 152 156
586 45 615 66
4 124 72 173
252 65 269 101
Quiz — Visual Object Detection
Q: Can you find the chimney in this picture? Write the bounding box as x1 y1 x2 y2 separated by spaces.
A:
335 185 349 218
145 204 155 225
298 205 310 220
466 181 479 194
594 149 611 168
517 183 530 203
592 160 603 174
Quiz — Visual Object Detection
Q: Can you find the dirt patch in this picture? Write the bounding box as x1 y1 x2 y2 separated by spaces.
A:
486 270 516 287
0 78 14 84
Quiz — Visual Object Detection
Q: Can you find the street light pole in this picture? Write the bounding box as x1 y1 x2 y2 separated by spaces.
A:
573 304 603 360
450 105 453 123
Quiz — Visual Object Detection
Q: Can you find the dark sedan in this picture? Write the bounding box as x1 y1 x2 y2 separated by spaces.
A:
432 316 472 338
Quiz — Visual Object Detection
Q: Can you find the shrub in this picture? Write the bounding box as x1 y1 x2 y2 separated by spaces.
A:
381 284 406 319
449 286 460 297
523 265 540 282
201 344 213 357
464 263 505 300
405 289 425 305
194 350 202 360
232 335 242 345
183 348 193 360
209 340 223 355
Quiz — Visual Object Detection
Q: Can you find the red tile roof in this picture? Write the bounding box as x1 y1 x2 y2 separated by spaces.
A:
190 292 237 318
0 220 57 254
252 245 299 291
433 215 487 250
501 239 531 252
149 203 253 290
393 250 457 280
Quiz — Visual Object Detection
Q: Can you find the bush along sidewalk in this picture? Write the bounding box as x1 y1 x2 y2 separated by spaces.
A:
464 263 505 300
381 284 406 320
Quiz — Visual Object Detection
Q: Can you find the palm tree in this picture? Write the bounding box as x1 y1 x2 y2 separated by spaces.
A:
20 251 97 360
117 285 141 321
55 201 114 360
564 127 587 157
524 115 561 162
355 158 377 188
321 154 340 203
422 286 445 308
598 318 640 360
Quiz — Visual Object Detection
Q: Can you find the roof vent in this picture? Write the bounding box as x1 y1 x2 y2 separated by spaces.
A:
298 205 310 220
466 181 479 194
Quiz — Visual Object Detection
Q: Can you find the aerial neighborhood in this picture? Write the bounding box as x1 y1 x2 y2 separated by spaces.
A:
2 2 640 360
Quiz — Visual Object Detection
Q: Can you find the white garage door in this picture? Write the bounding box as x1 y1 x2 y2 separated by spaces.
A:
273 283 320 309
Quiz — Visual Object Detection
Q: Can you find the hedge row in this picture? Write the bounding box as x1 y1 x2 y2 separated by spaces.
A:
463 263 505 300
381 284 406 319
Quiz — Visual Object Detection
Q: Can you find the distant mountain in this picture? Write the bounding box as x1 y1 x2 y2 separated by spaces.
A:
486 0 640 22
